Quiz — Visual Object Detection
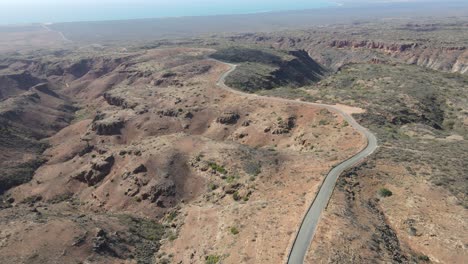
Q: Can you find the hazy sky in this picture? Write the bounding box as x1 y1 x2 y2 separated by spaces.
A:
0 0 435 6
0 0 337 24
1 0 196 7
2 0 284 7
0 0 445 25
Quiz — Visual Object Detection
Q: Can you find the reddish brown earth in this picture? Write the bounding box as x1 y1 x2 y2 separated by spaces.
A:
1 19 466 264
306 158 467 264
0 47 365 263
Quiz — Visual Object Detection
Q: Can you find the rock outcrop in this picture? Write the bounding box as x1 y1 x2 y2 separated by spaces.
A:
92 114 125 135
225 31 468 74
103 92 137 109
216 112 240 125
73 155 115 186
141 180 176 207
272 116 296 134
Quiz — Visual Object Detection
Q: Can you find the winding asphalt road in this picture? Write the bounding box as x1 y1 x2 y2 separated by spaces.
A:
212 59 378 264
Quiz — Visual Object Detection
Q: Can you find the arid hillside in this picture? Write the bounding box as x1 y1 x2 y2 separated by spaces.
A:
0 16 466 264
208 30 467 261
0 47 365 263
217 19 468 75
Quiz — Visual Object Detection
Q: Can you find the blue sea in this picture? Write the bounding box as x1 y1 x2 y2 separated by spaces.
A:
0 0 338 25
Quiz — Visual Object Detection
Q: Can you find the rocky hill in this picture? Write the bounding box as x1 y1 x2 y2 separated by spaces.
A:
221 21 468 74
0 47 364 264
211 47 327 92
0 17 466 264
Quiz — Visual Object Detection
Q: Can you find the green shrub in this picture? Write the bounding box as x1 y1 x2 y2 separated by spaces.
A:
233 191 241 201
225 175 237 183
418 255 430 262
319 119 328 126
230 226 239 235
208 162 227 174
166 211 178 222
168 232 178 241
378 188 393 197
118 215 165 242
205 255 221 264
208 182 218 191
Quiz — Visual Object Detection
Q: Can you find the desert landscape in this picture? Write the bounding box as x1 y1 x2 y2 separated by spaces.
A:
0 2 467 264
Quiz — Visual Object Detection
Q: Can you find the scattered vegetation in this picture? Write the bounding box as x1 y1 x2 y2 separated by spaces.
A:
233 191 241 201
208 162 227 174
167 231 178 241
20 194 43 205
261 62 468 206
119 215 165 242
318 119 329 126
230 226 239 235
418 255 430 262
210 47 327 92
165 210 178 222
48 193 74 204
0 157 47 194
225 175 237 183
208 182 218 191
243 161 262 176
117 215 166 264
72 107 93 122
378 188 393 198
205 254 221 264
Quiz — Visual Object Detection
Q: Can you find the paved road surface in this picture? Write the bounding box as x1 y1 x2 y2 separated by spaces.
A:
212 59 378 264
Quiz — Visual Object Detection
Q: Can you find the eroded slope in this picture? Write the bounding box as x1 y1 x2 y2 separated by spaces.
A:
0 48 365 263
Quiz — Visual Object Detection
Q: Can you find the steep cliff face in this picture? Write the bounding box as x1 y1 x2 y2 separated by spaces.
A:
326 39 468 74
223 22 468 74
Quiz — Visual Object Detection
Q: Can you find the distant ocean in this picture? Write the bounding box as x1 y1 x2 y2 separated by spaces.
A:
0 0 338 25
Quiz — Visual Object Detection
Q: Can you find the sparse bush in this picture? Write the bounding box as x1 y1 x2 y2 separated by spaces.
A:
319 119 328 126
243 161 262 176
205 255 221 264
117 214 166 263
443 119 455 130
48 193 73 204
166 211 178 222
226 175 237 183
118 215 165 242
208 182 218 191
378 188 393 197
160 258 170 264
208 162 227 174
418 255 430 262
233 191 241 201
230 226 239 235
168 232 177 241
